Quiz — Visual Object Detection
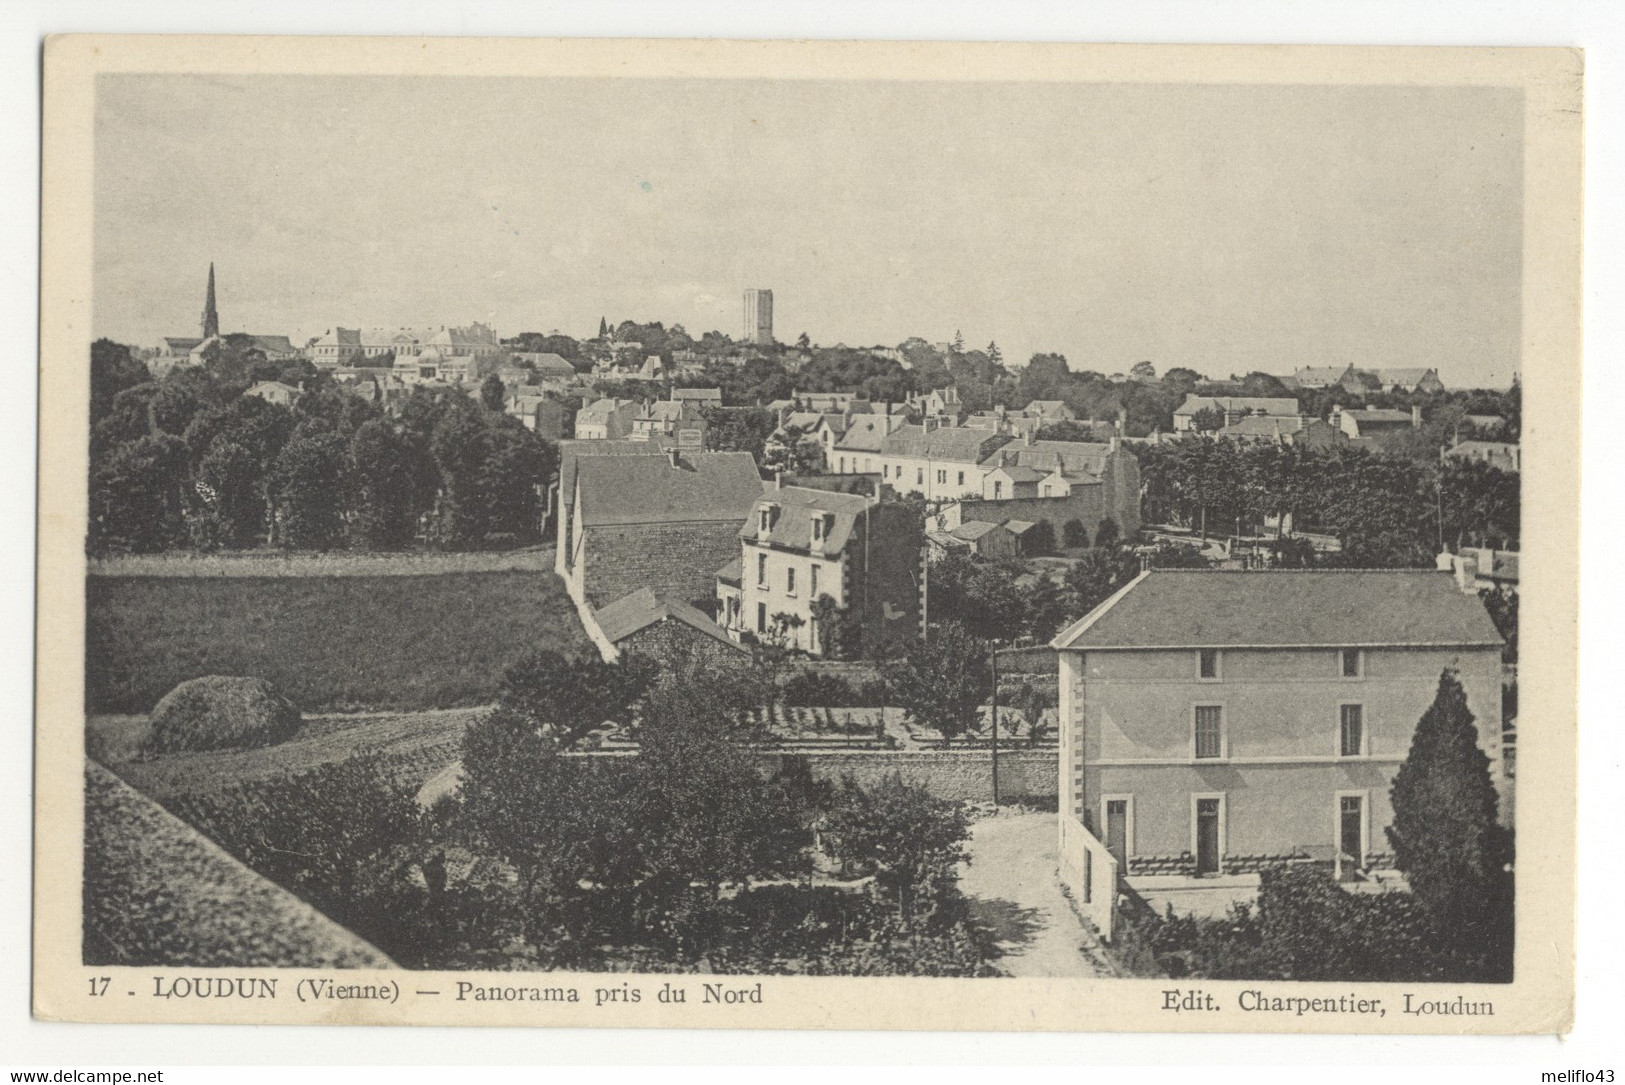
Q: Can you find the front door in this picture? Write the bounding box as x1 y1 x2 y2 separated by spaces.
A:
1195 798 1221 875
1339 795 1364 868
1105 800 1128 867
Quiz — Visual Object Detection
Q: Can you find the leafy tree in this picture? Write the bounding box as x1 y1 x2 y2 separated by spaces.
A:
89 433 187 553
1062 518 1089 549
1190 407 1226 433
92 382 159 457
271 431 348 549
1162 367 1204 389
925 551 1026 643
1387 669 1511 971
480 373 506 411
796 332 811 350
761 422 824 477
477 418 556 543
348 419 420 549
1024 519 1056 555
1063 545 1139 616
1237 371 1290 397
499 648 656 749
193 439 266 549
90 339 151 424
884 620 992 747
1128 360 1157 382
1094 517 1121 550
1019 353 1069 403
699 406 777 462
823 773 972 923
631 674 810 898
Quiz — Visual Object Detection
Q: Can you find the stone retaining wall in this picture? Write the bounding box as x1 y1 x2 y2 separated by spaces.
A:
761 748 1057 804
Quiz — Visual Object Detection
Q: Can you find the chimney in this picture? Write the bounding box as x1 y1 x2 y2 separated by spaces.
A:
1109 435 1121 454
774 470 784 490
1454 550 1480 593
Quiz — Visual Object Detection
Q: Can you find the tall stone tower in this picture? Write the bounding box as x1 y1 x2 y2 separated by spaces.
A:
201 263 220 339
742 288 773 347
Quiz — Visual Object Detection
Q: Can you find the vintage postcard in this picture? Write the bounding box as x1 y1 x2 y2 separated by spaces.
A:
36 36 1581 1033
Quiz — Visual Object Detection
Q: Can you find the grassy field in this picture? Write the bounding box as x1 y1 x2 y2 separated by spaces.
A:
86 570 591 714
88 707 479 801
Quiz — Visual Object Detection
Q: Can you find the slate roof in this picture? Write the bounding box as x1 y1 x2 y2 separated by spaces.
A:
1376 367 1439 388
594 587 743 650
1174 394 1301 417
1343 409 1414 429
879 425 1011 463
985 463 1046 484
1293 366 1348 386
949 520 1006 542
835 415 897 453
1051 569 1504 651
982 439 1114 479
575 451 764 528
716 556 743 586
744 485 873 555
671 387 723 403
515 352 576 376
578 398 634 425
1218 415 1307 438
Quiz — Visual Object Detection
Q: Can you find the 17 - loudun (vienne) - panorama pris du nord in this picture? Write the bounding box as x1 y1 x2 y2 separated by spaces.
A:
83 74 1522 987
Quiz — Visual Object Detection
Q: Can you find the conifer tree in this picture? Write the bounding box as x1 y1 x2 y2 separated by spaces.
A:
1387 668 1509 962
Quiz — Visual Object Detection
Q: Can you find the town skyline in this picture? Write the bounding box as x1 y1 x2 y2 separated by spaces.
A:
96 76 1523 387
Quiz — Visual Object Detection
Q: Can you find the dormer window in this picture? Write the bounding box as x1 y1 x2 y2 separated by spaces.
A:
811 515 825 544
759 508 772 533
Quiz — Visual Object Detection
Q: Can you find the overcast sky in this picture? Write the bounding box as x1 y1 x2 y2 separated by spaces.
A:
94 75 1523 386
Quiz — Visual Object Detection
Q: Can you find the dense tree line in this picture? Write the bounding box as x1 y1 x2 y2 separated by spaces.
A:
87 339 556 555
1136 437 1520 562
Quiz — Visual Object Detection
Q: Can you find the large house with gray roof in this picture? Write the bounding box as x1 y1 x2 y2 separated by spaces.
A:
719 481 922 656
1052 569 1504 895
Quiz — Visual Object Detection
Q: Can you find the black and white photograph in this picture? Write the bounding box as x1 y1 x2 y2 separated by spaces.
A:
32 36 1581 1034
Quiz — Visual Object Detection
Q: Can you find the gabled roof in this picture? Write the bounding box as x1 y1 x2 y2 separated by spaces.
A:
1343 408 1413 427
1174 394 1301 417
744 485 873 555
671 386 723 402
516 352 576 375
247 335 298 354
981 439 1115 480
879 425 1011 463
578 397 636 424
984 463 1046 484
638 401 689 423
715 556 743 586
575 451 764 528
1293 365 1348 384
835 415 896 452
594 587 743 651
1051 569 1503 651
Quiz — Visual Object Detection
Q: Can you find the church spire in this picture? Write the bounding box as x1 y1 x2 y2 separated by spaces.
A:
201 263 219 339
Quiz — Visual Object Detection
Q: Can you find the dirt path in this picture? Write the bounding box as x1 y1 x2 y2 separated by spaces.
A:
958 811 1110 978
